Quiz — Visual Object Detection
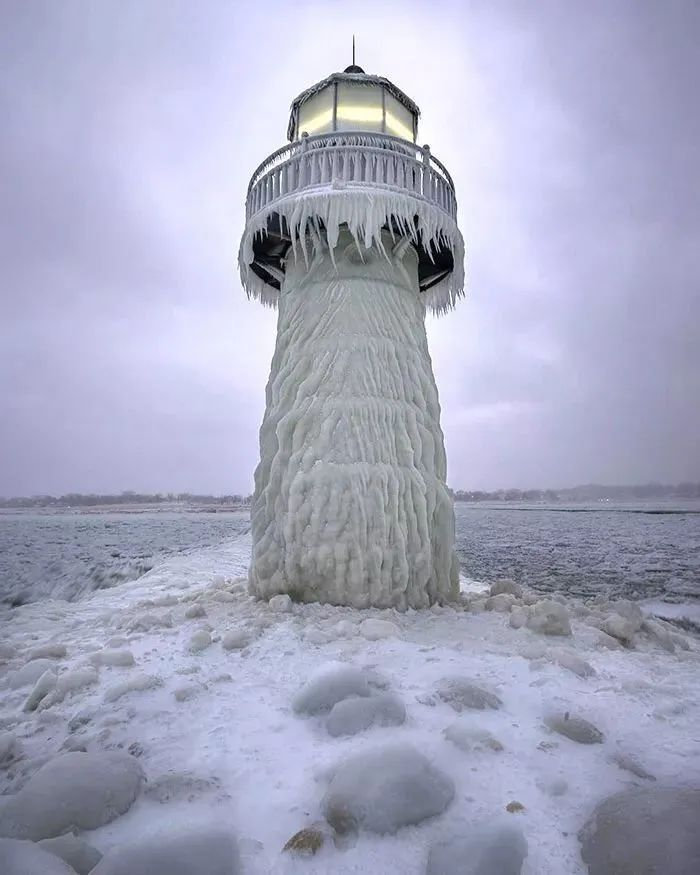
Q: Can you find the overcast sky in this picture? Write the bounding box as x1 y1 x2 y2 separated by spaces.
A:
1 0 698 496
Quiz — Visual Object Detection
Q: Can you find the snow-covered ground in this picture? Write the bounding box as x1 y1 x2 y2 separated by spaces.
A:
1 530 699 873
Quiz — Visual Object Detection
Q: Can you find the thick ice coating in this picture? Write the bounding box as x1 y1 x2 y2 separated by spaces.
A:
248 226 459 608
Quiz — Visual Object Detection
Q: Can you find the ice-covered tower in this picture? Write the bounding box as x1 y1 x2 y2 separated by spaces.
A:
240 63 464 609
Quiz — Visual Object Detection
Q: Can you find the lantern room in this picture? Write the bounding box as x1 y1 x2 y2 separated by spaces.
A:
287 65 420 143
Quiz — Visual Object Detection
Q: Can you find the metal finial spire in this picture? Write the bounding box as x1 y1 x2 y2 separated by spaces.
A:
352 35 355 67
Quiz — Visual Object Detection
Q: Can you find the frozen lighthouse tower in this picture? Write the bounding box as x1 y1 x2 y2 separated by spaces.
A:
239 60 465 609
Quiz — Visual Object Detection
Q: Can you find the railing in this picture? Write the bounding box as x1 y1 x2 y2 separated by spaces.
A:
244 132 457 223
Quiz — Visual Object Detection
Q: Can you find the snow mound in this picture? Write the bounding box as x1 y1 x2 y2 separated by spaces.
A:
443 722 504 753
292 663 371 715
39 834 103 874
579 787 700 874
326 692 406 737
0 838 78 874
104 674 162 703
427 823 528 874
359 618 401 640
527 600 572 636
0 751 144 840
91 828 240 875
321 743 454 834
90 649 135 668
28 644 68 660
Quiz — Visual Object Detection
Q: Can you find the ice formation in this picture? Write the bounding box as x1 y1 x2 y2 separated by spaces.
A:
244 219 460 609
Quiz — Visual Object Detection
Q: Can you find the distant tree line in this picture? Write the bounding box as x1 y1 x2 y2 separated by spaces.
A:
2 483 699 509
451 483 700 502
0 491 252 509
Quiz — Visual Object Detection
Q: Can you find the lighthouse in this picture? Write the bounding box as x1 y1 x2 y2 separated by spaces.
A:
239 61 465 609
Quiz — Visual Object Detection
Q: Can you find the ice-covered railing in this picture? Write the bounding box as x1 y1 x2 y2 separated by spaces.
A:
245 132 457 222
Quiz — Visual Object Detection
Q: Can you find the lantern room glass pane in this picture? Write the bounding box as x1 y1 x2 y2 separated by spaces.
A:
296 86 335 137
336 82 384 133
384 92 415 141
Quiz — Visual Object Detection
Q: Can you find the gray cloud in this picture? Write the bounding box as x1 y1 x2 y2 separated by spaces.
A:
1 0 698 494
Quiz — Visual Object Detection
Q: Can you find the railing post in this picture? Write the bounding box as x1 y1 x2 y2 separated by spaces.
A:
299 131 309 189
422 144 431 197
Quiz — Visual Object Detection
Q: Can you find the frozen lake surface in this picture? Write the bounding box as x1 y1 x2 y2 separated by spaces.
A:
1 502 698 611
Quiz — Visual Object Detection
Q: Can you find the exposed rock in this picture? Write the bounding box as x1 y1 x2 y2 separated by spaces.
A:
326 693 406 737
23 668 57 712
527 600 572 636
222 630 250 650
427 823 528 875
436 677 502 711
322 743 454 834
91 828 240 874
579 787 700 874
104 674 162 703
39 834 103 874
611 751 656 781
486 593 518 612
545 712 604 744
282 823 328 856
443 722 504 753
0 838 77 874
143 770 221 803
188 630 212 652
9 658 55 690
489 579 523 598
28 644 68 661
359 618 401 640
269 594 293 613
506 801 525 813
0 751 144 840
184 603 207 619
292 663 371 715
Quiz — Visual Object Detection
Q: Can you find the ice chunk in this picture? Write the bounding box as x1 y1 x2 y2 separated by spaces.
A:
23 668 57 712
0 751 143 840
184 603 207 619
551 649 596 678
292 663 371 715
436 677 502 711
601 614 638 647
188 630 212 652
9 658 55 689
39 834 103 874
489 579 523 598
221 630 250 650
443 721 504 752
321 743 454 834
269 594 293 613
42 667 99 706
0 838 77 874
91 828 240 874
359 618 401 640
0 731 19 764
427 823 528 874
90 649 135 667
326 693 406 737
526 600 572 636
486 593 518 612
143 771 221 804
579 787 700 874
28 644 67 661
509 607 529 629
128 612 172 633
104 674 162 703
544 712 604 744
